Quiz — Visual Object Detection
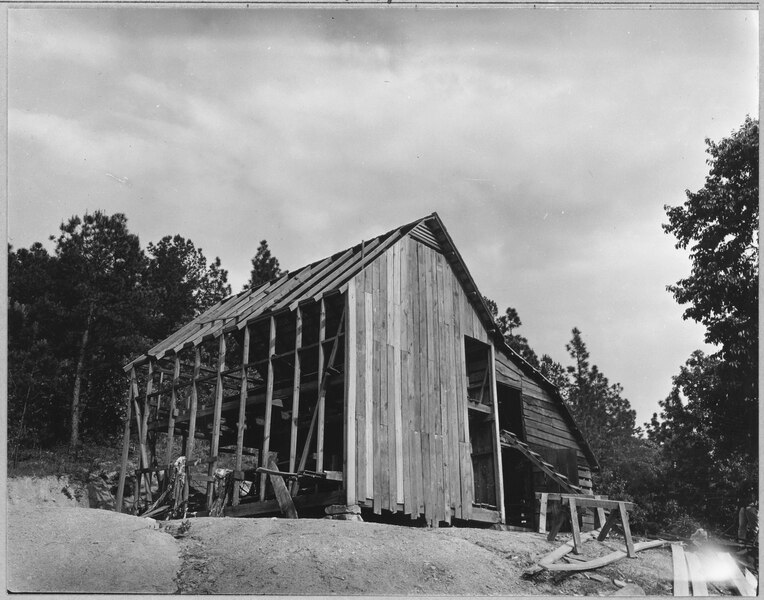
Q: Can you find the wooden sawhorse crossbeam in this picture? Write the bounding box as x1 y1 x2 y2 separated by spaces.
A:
538 493 636 558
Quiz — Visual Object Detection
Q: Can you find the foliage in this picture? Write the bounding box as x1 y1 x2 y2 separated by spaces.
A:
483 297 540 368
650 117 759 532
146 235 231 339
245 240 282 290
7 211 242 453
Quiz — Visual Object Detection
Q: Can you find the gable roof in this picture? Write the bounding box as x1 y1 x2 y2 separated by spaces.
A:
126 212 496 369
124 212 597 467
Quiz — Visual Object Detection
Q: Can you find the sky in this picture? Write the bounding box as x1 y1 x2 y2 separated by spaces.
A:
6 7 758 428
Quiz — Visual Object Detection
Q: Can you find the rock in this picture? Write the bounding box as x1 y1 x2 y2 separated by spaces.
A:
587 573 609 583
613 579 627 588
610 583 645 596
325 504 361 515
87 476 116 510
325 513 363 521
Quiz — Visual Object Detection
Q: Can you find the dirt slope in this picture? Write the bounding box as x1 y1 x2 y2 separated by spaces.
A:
7 503 678 594
7 505 180 593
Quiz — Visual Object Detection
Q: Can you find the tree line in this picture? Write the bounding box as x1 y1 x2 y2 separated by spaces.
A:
8 214 282 454
8 117 756 536
485 117 757 535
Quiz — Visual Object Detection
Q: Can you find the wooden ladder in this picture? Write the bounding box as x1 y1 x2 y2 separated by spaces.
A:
499 429 583 494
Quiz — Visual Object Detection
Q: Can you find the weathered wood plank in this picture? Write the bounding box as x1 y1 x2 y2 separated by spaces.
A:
392 246 404 508
316 299 327 472
372 258 382 514
345 284 357 506
267 458 298 519
364 291 373 502
115 371 135 513
288 311 301 475
354 280 366 504
259 316 276 502
684 552 708 596
489 343 505 524
206 335 227 508
460 441 473 520
232 326 251 506
672 544 690 596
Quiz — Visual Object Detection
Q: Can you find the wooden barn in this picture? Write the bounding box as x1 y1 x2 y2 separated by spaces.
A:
116 213 598 527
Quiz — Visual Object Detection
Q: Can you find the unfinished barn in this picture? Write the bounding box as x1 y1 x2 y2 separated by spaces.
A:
116 213 598 528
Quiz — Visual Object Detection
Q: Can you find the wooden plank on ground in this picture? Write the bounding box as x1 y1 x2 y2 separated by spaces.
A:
267 458 298 519
684 551 708 596
672 544 690 596
717 552 756 596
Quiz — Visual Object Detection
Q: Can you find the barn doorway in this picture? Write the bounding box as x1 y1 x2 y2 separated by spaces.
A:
497 383 534 527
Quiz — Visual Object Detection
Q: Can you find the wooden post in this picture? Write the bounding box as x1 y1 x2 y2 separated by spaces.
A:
260 316 276 502
165 356 180 467
141 361 154 500
538 492 548 533
316 298 326 472
206 335 227 509
233 325 251 506
289 308 302 475
569 497 582 554
184 347 201 507
115 371 135 513
344 286 357 505
488 343 505 524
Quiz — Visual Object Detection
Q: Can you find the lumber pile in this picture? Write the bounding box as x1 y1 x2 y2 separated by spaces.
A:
671 543 757 597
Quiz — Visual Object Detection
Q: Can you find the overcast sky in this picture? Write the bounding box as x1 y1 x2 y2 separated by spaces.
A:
7 7 758 427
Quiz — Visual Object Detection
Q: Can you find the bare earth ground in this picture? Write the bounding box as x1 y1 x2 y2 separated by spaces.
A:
7 476 680 595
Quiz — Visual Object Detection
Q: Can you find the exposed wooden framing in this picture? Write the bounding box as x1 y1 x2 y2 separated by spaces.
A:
488 343 505 524
206 334 227 508
132 367 152 502
296 308 346 475
345 285 357 505
260 316 277 502
289 308 303 475
116 370 135 513
316 298 327 472
164 356 180 467
267 458 298 519
232 324 251 506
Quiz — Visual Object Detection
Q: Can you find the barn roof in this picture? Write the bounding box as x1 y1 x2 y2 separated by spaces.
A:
125 212 597 467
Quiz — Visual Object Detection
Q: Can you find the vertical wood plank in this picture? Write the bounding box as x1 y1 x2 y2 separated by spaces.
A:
207 334 227 508
364 291 373 501
444 267 461 520
489 342 506 524
345 284 357 506
538 492 549 533
316 299 326 472
435 255 450 522
233 325 251 506
116 371 134 513
569 498 582 554
393 246 404 508
354 285 366 504
259 316 276 501
372 259 382 514
411 242 423 516
460 441 473 520
289 310 302 474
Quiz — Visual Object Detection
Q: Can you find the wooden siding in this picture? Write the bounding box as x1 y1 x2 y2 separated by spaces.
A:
348 237 490 524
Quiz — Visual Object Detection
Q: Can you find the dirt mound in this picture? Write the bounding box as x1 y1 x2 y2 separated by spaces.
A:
7 475 90 508
6 497 677 595
7 505 180 593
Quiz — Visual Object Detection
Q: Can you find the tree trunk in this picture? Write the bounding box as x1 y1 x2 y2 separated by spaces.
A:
70 305 94 450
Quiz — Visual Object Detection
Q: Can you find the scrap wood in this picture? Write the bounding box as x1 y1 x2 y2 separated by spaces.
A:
671 544 690 596
684 551 708 596
538 529 602 568
716 551 757 596
542 539 668 572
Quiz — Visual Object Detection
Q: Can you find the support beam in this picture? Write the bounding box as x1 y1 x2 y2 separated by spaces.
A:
115 370 135 513
316 299 327 472
165 357 180 467
233 325 251 506
206 335 227 509
184 348 201 507
289 308 302 474
141 362 154 500
488 343 505 524
344 287 357 505
259 316 276 501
